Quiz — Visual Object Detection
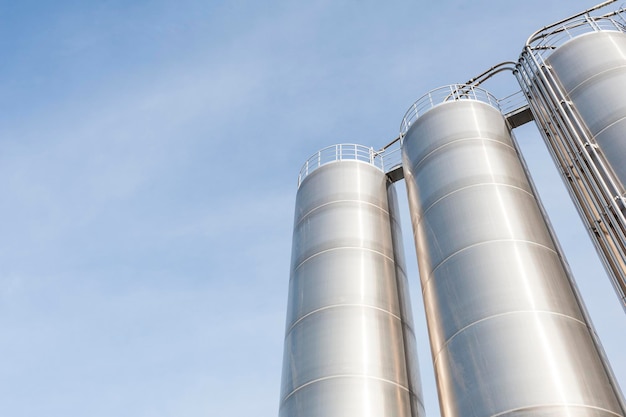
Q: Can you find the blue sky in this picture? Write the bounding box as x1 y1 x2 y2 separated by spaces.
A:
0 1 624 416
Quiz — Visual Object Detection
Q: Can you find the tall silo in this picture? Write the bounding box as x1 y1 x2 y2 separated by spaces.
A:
279 144 425 417
400 85 626 417
516 8 626 309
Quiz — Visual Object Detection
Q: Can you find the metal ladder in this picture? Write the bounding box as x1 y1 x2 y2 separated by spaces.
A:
516 42 626 310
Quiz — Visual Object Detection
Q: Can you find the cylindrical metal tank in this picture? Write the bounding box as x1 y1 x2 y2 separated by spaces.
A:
279 144 425 417
400 86 626 417
516 15 626 310
545 30 626 192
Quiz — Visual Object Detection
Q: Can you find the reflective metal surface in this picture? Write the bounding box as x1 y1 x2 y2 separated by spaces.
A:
516 19 626 309
401 97 625 417
547 30 626 193
280 158 424 417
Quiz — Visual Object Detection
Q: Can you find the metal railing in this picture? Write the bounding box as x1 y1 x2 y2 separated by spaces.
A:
298 85 533 189
297 144 385 187
528 15 626 61
498 89 529 116
379 139 402 176
400 84 500 137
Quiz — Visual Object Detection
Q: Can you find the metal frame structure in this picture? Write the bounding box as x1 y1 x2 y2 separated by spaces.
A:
515 1 626 309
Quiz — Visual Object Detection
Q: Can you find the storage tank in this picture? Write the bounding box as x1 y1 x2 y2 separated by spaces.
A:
546 29 626 192
516 13 626 308
400 85 626 417
279 144 425 417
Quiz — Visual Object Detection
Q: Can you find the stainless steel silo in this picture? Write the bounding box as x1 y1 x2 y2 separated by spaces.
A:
546 30 626 189
279 144 425 417
400 85 626 417
516 9 626 309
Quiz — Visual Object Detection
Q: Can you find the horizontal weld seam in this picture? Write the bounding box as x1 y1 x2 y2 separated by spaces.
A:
593 113 626 139
421 239 558 293
566 62 626 99
415 182 535 225
295 199 389 227
432 310 589 368
284 303 403 339
293 247 395 273
490 402 624 417
280 374 410 405
408 136 517 174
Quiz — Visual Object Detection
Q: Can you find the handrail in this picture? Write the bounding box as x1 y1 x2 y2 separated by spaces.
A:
498 90 529 116
526 0 620 47
297 143 384 187
400 84 500 137
526 12 626 62
302 85 529 190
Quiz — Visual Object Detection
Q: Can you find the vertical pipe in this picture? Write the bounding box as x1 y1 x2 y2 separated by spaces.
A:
401 93 625 417
543 30 626 197
279 153 425 417
517 19 626 310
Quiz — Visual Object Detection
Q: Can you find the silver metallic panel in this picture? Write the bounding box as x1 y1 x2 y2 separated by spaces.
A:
291 199 395 269
286 249 401 330
417 184 554 274
595 119 626 186
402 101 511 161
388 183 414 329
547 30 626 190
281 305 408 395
545 31 626 93
423 241 585 352
279 376 415 417
566 67 626 136
436 314 621 417
294 161 389 217
401 323 422 402
404 138 533 219
388 183 409 275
